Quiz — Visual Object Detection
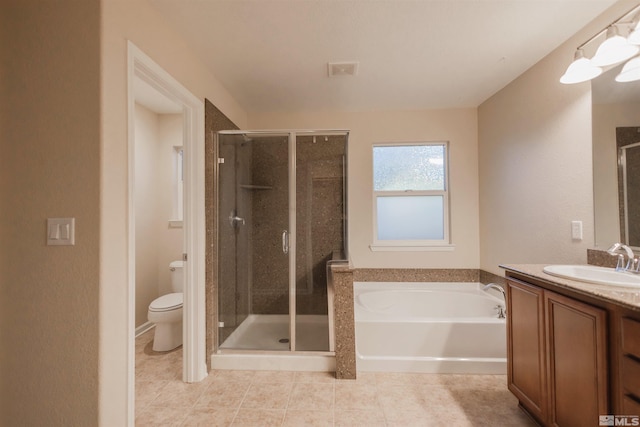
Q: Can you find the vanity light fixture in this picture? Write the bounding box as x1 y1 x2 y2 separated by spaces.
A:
591 26 639 67
615 55 640 82
560 49 603 84
561 4 640 84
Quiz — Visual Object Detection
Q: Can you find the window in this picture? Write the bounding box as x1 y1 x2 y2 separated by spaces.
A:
170 146 184 227
372 143 450 249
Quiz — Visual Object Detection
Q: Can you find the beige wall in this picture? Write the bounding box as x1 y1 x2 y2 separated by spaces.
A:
0 0 101 425
134 105 183 328
478 0 637 275
593 102 640 248
101 0 247 424
249 109 480 269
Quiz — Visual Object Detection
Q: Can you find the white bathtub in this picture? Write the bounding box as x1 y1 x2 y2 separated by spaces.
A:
354 282 507 374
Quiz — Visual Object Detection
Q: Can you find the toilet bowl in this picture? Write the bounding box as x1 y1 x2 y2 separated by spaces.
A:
148 261 183 352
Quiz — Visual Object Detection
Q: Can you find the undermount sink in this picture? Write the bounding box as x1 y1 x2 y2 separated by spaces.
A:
543 265 640 288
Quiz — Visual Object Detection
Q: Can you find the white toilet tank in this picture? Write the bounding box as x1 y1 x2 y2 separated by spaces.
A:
169 260 184 292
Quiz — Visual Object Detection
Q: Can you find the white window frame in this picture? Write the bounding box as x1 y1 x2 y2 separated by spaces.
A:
169 145 184 228
370 141 453 251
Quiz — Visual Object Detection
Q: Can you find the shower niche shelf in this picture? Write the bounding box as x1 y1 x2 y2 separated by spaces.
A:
240 184 273 190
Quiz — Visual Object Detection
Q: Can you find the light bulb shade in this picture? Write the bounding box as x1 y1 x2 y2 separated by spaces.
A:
591 26 640 66
560 49 603 84
615 56 640 82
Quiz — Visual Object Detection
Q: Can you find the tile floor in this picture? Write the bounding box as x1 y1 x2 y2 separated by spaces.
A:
135 330 537 426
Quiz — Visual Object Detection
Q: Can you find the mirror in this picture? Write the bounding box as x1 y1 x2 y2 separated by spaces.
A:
592 62 640 249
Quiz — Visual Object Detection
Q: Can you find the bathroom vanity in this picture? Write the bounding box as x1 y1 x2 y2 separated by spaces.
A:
501 265 640 427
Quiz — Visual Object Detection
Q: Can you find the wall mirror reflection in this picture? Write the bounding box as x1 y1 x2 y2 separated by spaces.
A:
592 61 640 250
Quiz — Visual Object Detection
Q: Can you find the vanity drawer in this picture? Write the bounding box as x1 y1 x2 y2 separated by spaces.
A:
622 318 640 358
622 356 640 397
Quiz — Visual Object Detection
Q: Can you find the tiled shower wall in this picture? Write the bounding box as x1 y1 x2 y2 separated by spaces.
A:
205 99 239 367
247 137 290 314
617 127 640 246
249 135 347 315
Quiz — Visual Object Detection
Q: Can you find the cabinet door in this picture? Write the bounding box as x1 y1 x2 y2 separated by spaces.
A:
507 279 547 423
546 291 608 427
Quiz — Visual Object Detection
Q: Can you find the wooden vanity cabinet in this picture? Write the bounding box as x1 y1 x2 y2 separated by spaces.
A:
545 291 608 426
620 317 640 414
506 277 608 427
507 279 547 422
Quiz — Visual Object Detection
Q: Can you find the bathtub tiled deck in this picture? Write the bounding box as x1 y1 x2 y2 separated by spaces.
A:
136 330 536 426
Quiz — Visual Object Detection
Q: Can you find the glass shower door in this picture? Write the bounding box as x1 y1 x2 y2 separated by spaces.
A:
218 133 291 351
294 135 346 352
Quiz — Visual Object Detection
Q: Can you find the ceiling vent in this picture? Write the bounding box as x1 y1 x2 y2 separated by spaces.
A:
327 61 359 77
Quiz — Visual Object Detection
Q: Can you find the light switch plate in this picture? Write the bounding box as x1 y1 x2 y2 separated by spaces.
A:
47 218 75 246
571 220 583 240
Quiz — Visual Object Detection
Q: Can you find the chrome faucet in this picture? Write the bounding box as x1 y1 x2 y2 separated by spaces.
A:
483 283 506 318
483 283 506 300
607 243 636 272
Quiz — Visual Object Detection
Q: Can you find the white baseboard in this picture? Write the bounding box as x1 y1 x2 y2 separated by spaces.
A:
135 321 155 338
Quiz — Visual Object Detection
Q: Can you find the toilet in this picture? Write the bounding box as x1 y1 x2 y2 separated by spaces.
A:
148 260 183 352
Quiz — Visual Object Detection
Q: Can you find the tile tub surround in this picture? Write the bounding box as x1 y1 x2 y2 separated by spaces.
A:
354 268 480 283
480 269 506 287
136 330 535 427
332 266 355 379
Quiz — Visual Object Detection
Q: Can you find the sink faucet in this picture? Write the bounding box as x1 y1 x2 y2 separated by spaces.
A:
607 243 636 272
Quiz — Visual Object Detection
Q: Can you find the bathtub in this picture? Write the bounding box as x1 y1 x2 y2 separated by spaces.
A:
354 282 506 374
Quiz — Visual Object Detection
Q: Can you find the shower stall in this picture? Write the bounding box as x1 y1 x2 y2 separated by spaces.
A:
215 130 348 362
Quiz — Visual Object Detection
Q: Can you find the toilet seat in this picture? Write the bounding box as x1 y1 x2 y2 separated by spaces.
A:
149 292 183 312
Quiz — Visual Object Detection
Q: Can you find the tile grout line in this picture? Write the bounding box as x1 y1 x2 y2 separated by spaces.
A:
279 379 296 427
332 380 336 426
231 371 258 426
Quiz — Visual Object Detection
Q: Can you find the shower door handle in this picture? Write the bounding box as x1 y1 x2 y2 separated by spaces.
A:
229 209 246 228
282 230 289 254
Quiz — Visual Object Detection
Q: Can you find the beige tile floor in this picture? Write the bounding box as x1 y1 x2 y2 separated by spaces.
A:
135 330 537 426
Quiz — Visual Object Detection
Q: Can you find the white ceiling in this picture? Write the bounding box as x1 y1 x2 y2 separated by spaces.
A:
149 0 618 114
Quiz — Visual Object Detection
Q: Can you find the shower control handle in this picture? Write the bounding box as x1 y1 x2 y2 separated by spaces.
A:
282 230 289 254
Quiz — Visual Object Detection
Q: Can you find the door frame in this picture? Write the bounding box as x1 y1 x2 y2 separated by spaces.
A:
127 41 207 422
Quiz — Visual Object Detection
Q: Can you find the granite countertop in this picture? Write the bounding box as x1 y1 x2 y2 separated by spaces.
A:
500 264 640 312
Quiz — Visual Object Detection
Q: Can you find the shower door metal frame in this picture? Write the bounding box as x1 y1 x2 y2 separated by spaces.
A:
216 129 349 354
287 132 298 351
619 141 640 249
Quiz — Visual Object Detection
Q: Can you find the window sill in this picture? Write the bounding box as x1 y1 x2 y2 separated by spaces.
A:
168 220 183 229
369 244 455 252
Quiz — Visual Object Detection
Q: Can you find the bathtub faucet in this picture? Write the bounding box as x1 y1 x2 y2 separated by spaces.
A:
483 283 507 319
482 283 505 301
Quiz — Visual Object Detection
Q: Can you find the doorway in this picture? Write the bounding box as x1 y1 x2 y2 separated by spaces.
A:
127 41 206 424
